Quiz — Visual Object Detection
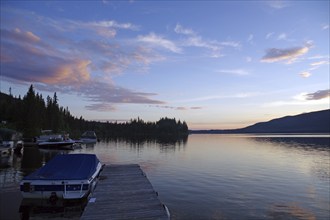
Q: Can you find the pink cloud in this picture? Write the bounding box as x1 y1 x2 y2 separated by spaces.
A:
261 45 310 63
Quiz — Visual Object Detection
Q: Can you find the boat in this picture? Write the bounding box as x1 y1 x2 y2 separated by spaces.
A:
80 131 98 144
37 130 75 150
0 139 12 156
0 128 23 155
37 136 75 150
20 154 104 200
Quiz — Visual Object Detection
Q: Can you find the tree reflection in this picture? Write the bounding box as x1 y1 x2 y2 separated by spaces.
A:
251 136 330 150
103 134 188 153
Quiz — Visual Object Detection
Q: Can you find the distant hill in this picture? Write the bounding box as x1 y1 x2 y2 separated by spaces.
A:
191 109 330 134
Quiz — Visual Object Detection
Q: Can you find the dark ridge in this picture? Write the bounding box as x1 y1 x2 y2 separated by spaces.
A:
190 109 330 134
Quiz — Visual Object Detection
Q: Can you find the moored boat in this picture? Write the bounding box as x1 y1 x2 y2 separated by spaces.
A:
37 130 75 150
37 137 75 150
0 128 23 154
20 154 103 200
80 131 98 144
0 139 12 156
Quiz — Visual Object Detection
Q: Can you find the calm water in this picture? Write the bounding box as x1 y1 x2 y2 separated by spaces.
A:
1 134 329 220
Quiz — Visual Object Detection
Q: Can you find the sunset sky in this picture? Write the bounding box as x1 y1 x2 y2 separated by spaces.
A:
1 1 329 130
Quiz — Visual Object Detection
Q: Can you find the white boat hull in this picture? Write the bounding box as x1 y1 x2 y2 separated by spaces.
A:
21 162 103 200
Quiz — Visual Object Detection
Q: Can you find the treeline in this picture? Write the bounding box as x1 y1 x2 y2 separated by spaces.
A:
0 85 188 139
94 117 188 139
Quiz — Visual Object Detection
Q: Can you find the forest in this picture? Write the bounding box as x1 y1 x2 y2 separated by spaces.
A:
0 85 188 140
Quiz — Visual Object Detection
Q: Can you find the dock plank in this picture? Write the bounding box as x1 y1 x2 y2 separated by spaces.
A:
81 164 169 220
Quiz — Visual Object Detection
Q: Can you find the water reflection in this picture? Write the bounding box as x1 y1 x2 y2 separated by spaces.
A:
21 147 70 176
19 198 87 220
102 135 187 154
0 134 329 220
103 135 187 146
85 143 95 148
269 203 316 220
250 135 330 181
251 136 330 150
0 155 11 169
0 152 23 187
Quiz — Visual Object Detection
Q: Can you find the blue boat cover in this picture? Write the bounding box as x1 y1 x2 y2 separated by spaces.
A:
23 154 100 180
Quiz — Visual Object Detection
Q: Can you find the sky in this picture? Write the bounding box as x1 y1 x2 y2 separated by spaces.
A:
0 1 329 130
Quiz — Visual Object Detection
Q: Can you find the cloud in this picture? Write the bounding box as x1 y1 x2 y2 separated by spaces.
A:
174 23 240 56
85 103 117 111
261 45 310 63
179 95 225 102
1 22 165 111
1 8 168 112
220 41 241 49
44 60 91 85
299 71 311 78
185 36 221 51
266 32 295 42
11 28 41 42
174 24 195 35
264 100 320 107
131 46 165 65
1 28 91 85
277 33 287 41
88 20 138 30
36 79 165 111
266 32 274 39
177 93 257 103
276 33 295 42
0 12 162 75
247 34 254 44
137 32 182 53
310 60 329 66
59 19 139 38
1 9 156 78
304 90 330 100
322 24 329 30
83 20 139 38
1 28 41 44
150 105 203 111
85 81 164 104
264 90 329 107
190 106 203 110
149 105 203 111
175 23 220 50
246 56 252 62
308 60 329 71
308 55 329 60
173 24 242 60
151 105 185 110
217 69 250 76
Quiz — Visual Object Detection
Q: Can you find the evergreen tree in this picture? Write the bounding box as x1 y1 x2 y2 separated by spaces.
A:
22 85 40 137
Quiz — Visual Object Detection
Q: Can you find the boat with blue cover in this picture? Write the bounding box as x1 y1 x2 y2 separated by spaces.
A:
20 154 103 200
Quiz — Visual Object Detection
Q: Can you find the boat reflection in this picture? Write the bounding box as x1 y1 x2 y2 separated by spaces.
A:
19 198 87 220
21 147 71 177
85 143 95 148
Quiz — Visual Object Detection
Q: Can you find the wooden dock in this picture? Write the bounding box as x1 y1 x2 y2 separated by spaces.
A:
81 164 170 220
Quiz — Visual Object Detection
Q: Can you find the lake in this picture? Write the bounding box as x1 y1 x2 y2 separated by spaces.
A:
1 134 329 219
